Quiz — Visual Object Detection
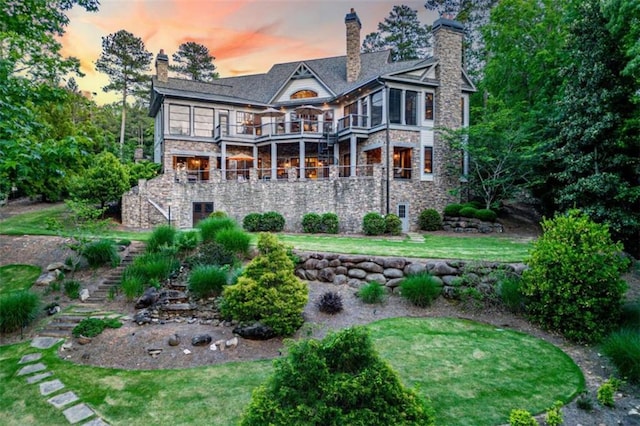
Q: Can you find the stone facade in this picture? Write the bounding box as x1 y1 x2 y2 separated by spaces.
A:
345 8 361 83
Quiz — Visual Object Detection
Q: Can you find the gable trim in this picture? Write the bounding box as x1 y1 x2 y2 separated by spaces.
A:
269 61 335 104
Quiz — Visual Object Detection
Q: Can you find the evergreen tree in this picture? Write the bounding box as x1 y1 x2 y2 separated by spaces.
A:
95 30 152 159
361 5 430 62
169 41 218 81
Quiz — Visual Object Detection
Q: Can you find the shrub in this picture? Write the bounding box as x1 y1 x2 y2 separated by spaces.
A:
198 217 238 242
418 208 442 231
0 291 40 333
146 225 177 253
496 275 526 313
321 212 339 234
240 327 435 426
508 409 538 426
521 210 629 343
192 241 236 267
243 213 262 232
443 203 464 217
82 239 120 268
121 274 145 300
215 228 251 255
129 253 180 282
362 212 386 236
601 328 640 384
545 401 563 426
63 280 81 299
260 211 285 232
620 302 640 330
597 377 621 407
475 208 498 222
220 233 308 336
357 282 385 304
72 317 122 338
175 230 200 253
209 210 227 218
317 291 343 314
188 265 228 299
400 272 442 307
385 213 402 235
576 392 593 411
459 206 478 218
302 213 322 233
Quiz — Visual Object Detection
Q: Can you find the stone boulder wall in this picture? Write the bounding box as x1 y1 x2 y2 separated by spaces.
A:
295 251 525 300
442 216 504 233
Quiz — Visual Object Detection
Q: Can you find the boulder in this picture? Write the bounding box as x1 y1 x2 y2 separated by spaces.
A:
79 288 89 302
233 323 277 340
133 310 152 325
441 275 460 286
35 272 57 287
334 274 348 286
46 304 61 315
385 278 403 289
348 268 367 279
383 268 404 279
430 261 458 276
316 259 329 269
442 286 457 299
295 268 308 280
347 278 365 289
335 266 348 275
46 262 71 272
366 273 386 285
305 269 318 281
318 268 335 283
383 257 405 269
303 258 319 269
225 337 239 349
328 259 341 267
404 263 426 276
191 334 212 346
135 287 159 309
356 261 383 273
168 334 180 346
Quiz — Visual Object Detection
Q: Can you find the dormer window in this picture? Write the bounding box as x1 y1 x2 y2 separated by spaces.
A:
291 89 318 99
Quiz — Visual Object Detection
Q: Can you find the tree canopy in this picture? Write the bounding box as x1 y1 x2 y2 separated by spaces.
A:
170 41 218 81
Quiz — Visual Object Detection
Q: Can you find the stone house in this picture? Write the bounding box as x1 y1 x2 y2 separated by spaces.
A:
122 9 475 232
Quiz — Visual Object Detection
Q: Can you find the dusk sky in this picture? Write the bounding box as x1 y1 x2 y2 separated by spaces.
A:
60 0 438 104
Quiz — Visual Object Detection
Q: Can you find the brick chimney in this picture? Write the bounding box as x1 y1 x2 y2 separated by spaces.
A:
345 8 361 83
155 49 169 83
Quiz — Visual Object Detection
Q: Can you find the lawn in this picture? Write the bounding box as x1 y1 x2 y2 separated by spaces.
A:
0 318 583 425
0 265 41 295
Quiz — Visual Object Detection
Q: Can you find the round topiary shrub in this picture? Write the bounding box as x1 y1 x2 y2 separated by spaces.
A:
458 206 478 218
321 212 339 234
400 272 442 307
475 208 497 222
362 212 386 236
443 203 464 217
317 291 343 314
385 213 402 235
0 291 40 333
521 210 629 343
259 211 285 232
302 213 322 233
418 208 442 231
243 213 262 232
240 326 435 426
357 282 385 304
188 264 228 299
146 225 177 253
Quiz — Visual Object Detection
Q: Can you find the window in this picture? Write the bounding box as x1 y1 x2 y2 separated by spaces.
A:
360 98 368 127
425 92 434 120
194 107 214 137
423 146 433 174
393 147 412 179
389 88 402 124
461 97 465 126
366 147 381 164
219 110 228 136
291 89 318 99
236 112 257 135
169 104 190 135
371 91 383 126
173 156 210 181
405 90 417 126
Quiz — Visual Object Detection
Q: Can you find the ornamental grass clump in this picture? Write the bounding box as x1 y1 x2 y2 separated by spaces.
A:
198 217 238 242
146 225 177 253
214 228 251 256
82 239 120 268
357 282 386 304
188 265 228 299
317 291 343 314
0 291 40 333
601 328 640 384
400 272 442 307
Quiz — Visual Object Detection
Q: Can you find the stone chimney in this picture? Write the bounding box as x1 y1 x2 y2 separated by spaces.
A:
155 49 169 83
345 8 361 83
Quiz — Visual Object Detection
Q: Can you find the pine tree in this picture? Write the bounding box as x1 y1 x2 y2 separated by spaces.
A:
169 41 218 81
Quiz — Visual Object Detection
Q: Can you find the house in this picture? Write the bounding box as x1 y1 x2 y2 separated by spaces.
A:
122 9 475 232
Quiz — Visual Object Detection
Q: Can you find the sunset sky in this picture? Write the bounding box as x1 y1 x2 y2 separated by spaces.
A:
60 0 438 104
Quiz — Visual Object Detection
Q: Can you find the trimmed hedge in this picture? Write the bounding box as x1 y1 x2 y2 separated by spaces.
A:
363 212 386 236
385 214 402 235
321 213 339 234
458 206 478 218
418 209 442 231
243 212 286 232
475 208 497 222
302 213 322 233
443 203 464 216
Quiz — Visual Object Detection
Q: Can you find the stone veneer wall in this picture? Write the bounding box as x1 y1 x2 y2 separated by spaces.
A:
295 251 526 297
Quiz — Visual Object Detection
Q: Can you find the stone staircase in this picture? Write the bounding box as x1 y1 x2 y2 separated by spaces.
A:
38 241 145 338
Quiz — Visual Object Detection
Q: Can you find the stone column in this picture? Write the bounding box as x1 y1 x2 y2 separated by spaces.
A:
221 143 227 180
299 140 306 180
271 142 277 180
349 135 357 177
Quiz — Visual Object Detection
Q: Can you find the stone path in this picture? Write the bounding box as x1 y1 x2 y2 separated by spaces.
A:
16 336 110 424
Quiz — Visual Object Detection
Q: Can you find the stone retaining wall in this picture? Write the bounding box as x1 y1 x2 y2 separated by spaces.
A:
442 216 504 233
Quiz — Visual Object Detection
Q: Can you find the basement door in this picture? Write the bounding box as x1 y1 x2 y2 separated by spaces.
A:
192 202 214 227
398 203 409 233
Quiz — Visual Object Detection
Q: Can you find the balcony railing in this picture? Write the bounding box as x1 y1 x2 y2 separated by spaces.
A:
214 120 330 140
337 114 369 131
337 164 374 178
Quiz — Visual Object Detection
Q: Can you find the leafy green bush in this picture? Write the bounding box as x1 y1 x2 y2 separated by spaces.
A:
82 239 120 268
357 282 385 304
321 212 339 234
545 401 563 426
601 328 640 384
475 208 497 222
385 213 402 235
259 211 285 232
220 233 308 336
400 272 442 307
146 225 177 253
175 230 200 252
215 228 251 255
508 409 538 426
521 210 629 343
243 213 262 232
597 377 621 407
458 206 478 218
302 213 322 233
188 265 228 299
191 241 236 267
443 203 464 216
317 291 343 314
496 275 525 313
209 210 227 218
72 317 122 338
362 212 386 236
418 208 442 231
0 291 40 333
240 327 434 426
197 217 238 243
63 280 81 299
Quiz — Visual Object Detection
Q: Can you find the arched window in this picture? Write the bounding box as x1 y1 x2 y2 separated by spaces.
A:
291 89 318 99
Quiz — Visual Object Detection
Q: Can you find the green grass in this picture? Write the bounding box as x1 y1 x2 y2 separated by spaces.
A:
280 233 531 262
0 265 41 295
0 318 583 425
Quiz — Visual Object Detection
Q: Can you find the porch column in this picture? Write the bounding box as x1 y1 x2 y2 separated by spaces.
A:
299 140 305 180
221 142 227 180
271 142 277 180
334 143 340 171
350 135 357 177
253 145 258 170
